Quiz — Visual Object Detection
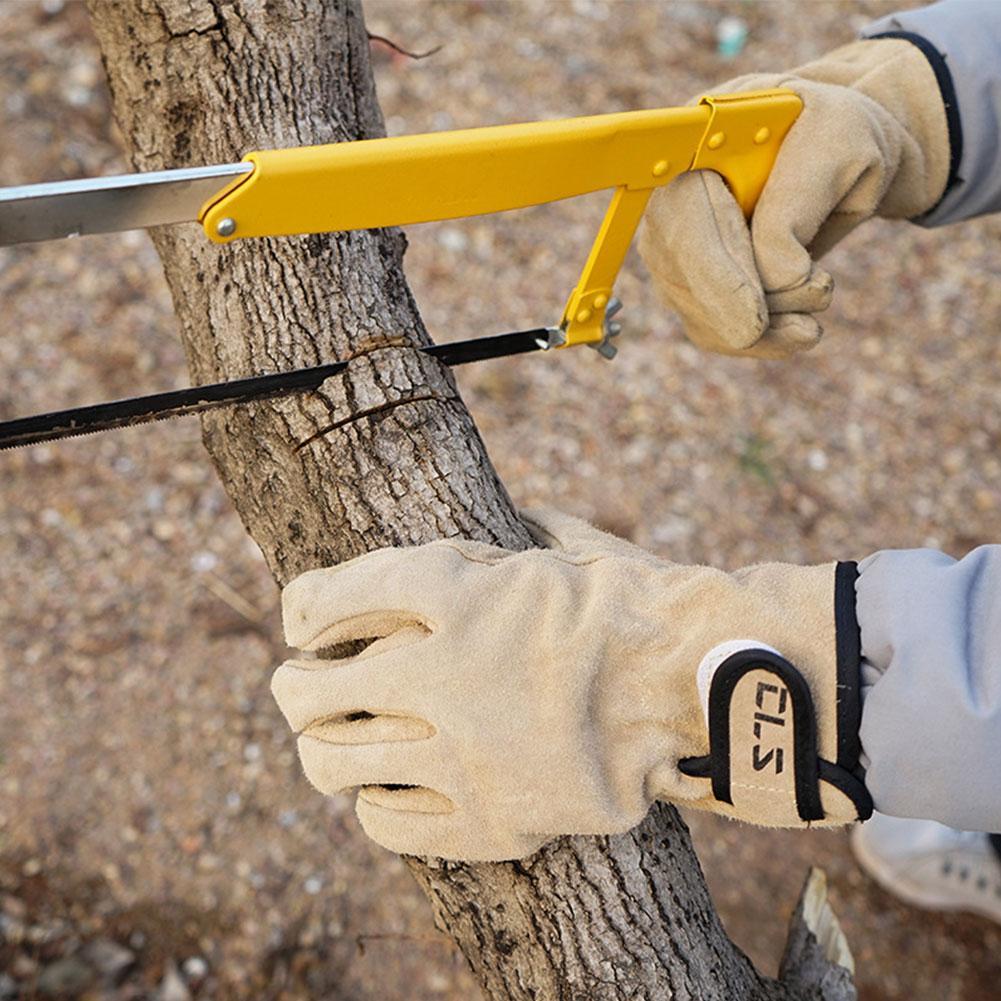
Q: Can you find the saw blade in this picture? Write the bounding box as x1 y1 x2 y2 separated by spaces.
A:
0 328 554 451
0 163 251 246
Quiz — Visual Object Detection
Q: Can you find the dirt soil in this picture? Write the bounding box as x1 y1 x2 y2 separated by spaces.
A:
1 1 1000 999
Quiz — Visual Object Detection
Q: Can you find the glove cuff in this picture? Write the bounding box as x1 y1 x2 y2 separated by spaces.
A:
793 37 952 219
677 562 872 827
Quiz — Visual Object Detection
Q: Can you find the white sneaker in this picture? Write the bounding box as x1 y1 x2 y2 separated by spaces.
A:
851 812 1001 925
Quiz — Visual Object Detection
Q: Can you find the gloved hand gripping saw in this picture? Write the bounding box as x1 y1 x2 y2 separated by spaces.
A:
0 90 801 448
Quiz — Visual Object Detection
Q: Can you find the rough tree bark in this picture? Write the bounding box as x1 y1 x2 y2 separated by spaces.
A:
87 2 855 999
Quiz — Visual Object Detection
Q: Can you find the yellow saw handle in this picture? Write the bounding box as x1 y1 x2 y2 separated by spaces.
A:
201 89 801 347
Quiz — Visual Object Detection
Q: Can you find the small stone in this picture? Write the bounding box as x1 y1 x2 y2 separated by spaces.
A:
943 447 966 474
21 858 41 877
37 956 95 997
1 896 26 920
975 488 996 511
181 956 208 980
83 938 135 982
796 495 819 519
26 921 60 945
191 551 218 572
157 961 191 1001
145 487 165 512
152 518 176 541
180 835 202 855
437 227 467 252
807 448 828 472
63 84 91 108
0 914 25 945
304 876 323 895
11 954 37 978
426 970 451 993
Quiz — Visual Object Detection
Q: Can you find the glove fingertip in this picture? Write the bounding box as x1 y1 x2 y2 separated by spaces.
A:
269 659 300 722
279 553 378 640
748 315 824 359
808 266 834 307
280 580 318 646
519 507 579 550
765 265 834 316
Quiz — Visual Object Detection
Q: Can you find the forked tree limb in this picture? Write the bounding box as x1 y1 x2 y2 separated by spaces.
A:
86 2 854 997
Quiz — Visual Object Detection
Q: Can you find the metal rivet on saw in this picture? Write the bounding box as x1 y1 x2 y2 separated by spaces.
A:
216 217 237 237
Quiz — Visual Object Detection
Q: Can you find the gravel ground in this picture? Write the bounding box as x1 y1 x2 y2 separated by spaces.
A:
1 1 1000 999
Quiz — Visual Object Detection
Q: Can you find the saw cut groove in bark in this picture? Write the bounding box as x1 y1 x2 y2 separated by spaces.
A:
295 389 459 451
87 2 855 998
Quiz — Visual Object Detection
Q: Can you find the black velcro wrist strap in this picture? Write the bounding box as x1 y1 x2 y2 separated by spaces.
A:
679 564 872 826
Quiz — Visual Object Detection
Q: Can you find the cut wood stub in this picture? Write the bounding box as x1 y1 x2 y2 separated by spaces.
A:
780 867 857 1001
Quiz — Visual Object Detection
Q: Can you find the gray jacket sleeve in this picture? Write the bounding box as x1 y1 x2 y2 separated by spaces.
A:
857 547 1001 832
862 0 1001 225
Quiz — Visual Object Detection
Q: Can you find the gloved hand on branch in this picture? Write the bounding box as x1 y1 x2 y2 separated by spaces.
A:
638 37 951 359
271 510 870 862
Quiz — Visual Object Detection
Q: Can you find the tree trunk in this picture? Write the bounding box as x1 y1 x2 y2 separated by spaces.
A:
86 2 854 998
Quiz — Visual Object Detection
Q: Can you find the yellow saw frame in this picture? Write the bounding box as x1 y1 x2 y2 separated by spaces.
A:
200 89 802 348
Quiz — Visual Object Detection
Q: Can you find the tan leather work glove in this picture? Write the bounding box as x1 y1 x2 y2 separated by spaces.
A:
272 510 871 861
639 38 951 359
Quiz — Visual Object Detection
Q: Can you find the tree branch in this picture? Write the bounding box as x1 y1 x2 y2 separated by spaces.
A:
86 2 852 997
